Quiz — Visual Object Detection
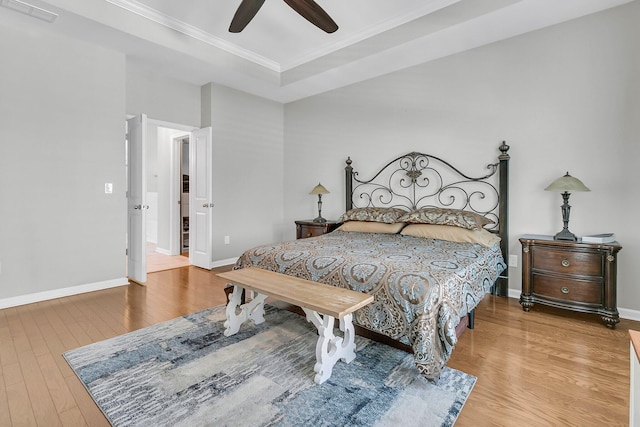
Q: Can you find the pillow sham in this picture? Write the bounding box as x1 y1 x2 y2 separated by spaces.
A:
397 207 494 230
339 207 407 224
400 224 501 247
337 221 406 234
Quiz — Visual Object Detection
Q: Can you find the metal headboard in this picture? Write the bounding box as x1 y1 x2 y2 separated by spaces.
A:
344 141 510 296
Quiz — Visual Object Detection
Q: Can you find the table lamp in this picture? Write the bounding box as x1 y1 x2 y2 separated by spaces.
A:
544 172 590 241
309 183 329 223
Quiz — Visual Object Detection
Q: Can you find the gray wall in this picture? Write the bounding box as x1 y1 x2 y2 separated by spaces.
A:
0 14 126 300
283 2 640 311
126 62 201 128
202 83 285 262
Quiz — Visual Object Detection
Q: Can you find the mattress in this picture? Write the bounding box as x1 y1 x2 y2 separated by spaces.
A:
234 230 506 379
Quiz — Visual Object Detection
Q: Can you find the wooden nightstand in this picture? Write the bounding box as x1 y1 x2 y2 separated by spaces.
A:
295 220 341 239
519 234 622 328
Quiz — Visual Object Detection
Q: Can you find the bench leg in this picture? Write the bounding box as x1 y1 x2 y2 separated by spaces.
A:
302 309 357 384
223 286 267 337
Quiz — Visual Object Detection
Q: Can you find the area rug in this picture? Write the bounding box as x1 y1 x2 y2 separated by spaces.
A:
63 305 476 427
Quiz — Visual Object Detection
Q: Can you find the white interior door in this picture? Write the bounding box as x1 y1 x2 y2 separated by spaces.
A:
127 114 147 283
189 127 213 269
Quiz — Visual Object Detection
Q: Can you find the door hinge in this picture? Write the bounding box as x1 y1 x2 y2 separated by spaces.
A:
125 249 128 256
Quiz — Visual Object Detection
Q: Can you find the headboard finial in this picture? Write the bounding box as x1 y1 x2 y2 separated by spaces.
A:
499 141 510 159
345 157 353 210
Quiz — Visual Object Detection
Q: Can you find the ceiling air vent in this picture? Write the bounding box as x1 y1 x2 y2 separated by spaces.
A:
0 0 58 23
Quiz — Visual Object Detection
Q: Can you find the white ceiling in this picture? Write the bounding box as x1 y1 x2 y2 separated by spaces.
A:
4 0 634 103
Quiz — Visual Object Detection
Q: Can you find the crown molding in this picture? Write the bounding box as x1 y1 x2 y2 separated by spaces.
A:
103 0 281 71
280 0 460 71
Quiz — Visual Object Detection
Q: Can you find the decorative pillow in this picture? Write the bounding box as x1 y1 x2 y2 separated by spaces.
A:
338 207 407 224
337 221 406 234
397 207 494 230
400 224 501 247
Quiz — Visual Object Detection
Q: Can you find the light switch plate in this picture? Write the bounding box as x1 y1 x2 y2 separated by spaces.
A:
508 254 518 267
105 183 113 194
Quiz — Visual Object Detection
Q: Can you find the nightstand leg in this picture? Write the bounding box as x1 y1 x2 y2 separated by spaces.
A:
602 313 620 329
519 294 534 312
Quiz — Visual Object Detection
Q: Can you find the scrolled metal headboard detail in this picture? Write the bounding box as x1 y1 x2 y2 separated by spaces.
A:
345 141 511 296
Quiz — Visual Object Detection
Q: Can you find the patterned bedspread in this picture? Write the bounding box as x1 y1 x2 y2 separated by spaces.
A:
234 230 506 380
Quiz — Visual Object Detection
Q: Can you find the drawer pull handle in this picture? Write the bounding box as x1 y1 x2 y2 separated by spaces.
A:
561 286 570 294
561 260 570 267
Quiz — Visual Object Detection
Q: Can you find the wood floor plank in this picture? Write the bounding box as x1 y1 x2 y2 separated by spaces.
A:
17 350 63 427
0 370 13 427
33 303 78 379
57 298 108 344
58 407 88 427
64 373 110 427
51 297 102 347
16 305 50 358
37 352 78 415
40 300 81 351
5 307 32 356
0 325 18 368
2 363 22 388
5 381 37 427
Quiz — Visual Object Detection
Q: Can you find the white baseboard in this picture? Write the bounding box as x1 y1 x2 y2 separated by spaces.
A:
211 257 238 268
618 308 640 322
155 247 172 256
505 288 640 321
507 288 521 300
0 277 129 310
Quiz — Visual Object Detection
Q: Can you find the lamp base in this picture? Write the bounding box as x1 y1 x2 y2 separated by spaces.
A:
554 229 577 241
554 191 577 241
312 216 327 223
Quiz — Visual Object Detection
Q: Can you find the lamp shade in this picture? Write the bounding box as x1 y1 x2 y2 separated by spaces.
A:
309 183 330 195
544 172 590 192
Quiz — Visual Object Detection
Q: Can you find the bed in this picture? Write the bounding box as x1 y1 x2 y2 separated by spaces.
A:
231 142 510 380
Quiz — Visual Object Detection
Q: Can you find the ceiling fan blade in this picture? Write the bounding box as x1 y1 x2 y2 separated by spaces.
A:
283 0 338 33
229 0 266 33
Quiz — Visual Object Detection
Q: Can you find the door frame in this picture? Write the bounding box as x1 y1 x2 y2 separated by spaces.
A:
127 116 199 268
171 134 190 256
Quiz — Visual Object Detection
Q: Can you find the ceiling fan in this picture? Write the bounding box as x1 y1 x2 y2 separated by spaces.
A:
229 0 338 33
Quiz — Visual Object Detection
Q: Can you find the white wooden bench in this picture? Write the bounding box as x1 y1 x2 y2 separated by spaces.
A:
216 267 374 384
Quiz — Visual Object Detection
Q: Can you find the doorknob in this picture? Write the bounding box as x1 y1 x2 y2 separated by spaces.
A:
203 203 213 208
134 204 142 210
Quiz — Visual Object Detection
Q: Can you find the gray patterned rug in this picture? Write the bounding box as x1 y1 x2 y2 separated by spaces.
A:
63 305 475 427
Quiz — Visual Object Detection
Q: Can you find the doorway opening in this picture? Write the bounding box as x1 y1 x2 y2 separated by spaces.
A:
127 116 212 282
146 125 193 273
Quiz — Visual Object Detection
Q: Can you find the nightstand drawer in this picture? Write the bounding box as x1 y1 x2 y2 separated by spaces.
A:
295 220 341 239
299 225 326 238
532 275 602 304
532 247 602 276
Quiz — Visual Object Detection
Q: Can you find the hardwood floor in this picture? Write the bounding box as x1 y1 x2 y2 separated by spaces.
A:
0 266 637 426
146 242 191 273
0 266 231 427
